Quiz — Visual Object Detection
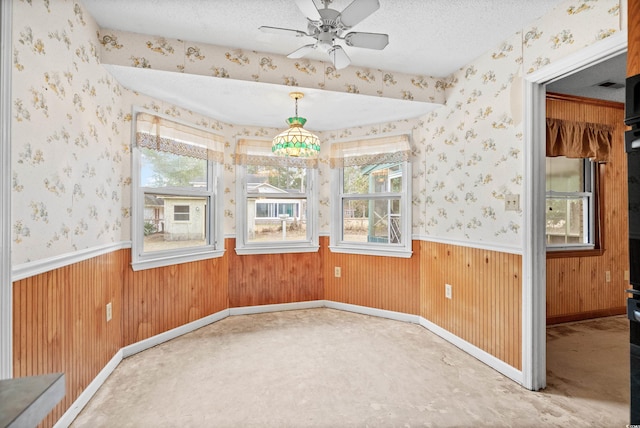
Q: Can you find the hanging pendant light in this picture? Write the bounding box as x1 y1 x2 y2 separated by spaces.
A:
272 92 321 158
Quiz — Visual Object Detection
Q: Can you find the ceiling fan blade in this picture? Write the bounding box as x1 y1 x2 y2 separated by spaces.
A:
287 44 317 59
259 26 308 37
344 32 388 50
328 45 351 70
339 0 380 28
295 0 321 21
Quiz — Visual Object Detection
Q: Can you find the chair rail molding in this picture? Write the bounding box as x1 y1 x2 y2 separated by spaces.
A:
12 241 132 282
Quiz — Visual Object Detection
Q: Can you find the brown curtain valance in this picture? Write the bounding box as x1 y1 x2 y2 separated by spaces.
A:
546 118 613 162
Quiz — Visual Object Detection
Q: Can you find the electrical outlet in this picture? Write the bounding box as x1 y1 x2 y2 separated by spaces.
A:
334 267 341 278
625 270 630 281
445 284 452 299
106 302 112 322
605 271 611 283
505 194 520 211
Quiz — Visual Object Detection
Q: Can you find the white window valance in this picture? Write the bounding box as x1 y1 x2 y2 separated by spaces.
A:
136 112 225 163
329 134 411 168
235 138 318 169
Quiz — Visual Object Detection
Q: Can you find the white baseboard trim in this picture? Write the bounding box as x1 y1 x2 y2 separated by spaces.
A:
58 300 522 427
418 317 523 385
229 300 325 316
53 350 123 428
122 308 230 358
324 301 421 324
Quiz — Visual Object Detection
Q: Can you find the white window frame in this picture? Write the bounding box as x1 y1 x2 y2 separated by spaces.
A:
545 157 596 251
330 134 412 258
235 138 319 255
131 108 224 271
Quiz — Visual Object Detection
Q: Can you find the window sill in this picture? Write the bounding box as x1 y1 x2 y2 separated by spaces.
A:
132 248 225 271
546 248 604 259
235 244 320 256
328 245 413 259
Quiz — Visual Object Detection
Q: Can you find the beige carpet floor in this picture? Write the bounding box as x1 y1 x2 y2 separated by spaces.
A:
71 309 629 427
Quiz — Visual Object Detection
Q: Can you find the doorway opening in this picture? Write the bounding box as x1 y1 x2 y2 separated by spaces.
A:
543 51 629 412
522 32 627 391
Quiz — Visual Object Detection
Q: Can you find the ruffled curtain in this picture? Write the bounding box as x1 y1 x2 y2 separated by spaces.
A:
546 118 613 162
136 112 225 163
329 134 411 168
235 138 318 169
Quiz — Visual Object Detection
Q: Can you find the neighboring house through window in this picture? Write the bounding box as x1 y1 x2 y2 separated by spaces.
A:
330 134 412 258
235 138 318 254
132 111 224 270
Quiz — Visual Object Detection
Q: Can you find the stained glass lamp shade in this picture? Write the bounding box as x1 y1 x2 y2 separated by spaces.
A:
272 92 321 158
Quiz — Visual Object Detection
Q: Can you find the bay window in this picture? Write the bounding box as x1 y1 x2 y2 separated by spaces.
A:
330 134 412 257
132 111 224 270
235 138 318 254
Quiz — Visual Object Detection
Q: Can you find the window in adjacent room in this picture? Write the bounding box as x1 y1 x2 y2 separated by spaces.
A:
235 138 318 255
330 134 412 258
132 111 225 270
545 117 612 254
545 156 596 250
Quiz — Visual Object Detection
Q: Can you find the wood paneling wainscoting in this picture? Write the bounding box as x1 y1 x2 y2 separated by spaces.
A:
545 94 629 324
13 247 230 427
227 238 323 307
122 250 229 345
323 237 420 315
13 238 525 427
12 249 128 427
420 241 522 370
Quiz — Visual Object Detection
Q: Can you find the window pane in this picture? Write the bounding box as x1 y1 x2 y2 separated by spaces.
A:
173 205 190 221
342 198 401 243
141 147 208 189
343 163 402 194
546 196 588 245
546 157 584 192
247 197 307 242
143 193 207 252
247 165 306 193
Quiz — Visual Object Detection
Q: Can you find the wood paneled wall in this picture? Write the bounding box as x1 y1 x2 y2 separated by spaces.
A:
14 237 523 427
12 249 128 427
227 238 323 307
545 94 629 324
629 0 640 77
123 251 229 345
420 241 522 369
323 237 420 315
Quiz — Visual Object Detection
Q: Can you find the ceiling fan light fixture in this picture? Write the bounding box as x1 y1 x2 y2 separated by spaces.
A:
272 92 321 158
261 0 387 70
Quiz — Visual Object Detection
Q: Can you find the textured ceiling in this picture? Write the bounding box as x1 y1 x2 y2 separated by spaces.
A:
81 0 567 130
546 52 627 103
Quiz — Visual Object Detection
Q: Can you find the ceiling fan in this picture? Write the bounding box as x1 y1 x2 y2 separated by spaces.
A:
259 0 389 70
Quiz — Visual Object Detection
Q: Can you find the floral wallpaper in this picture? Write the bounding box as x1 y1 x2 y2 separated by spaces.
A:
10 0 627 266
98 30 445 105
11 0 130 264
415 0 624 248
